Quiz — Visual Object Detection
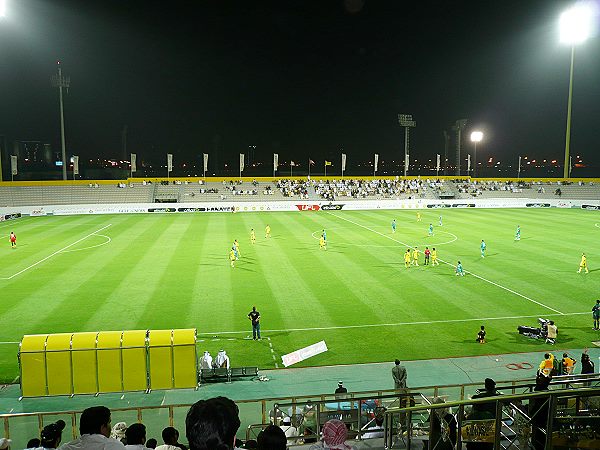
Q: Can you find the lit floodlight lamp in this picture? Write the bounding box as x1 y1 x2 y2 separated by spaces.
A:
560 4 593 45
0 0 7 18
470 131 483 142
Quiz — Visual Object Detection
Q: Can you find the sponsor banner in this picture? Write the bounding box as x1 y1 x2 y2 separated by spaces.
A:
30 209 47 217
320 204 344 211
3 213 22 221
240 153 245 172
427 204 452 209
148 208 177 213
296 204 320 211
556 201 572 208
451 203 476 208
167 153 173 173
374 153 379 173
73 156 79 175
178 206 234 212
273 153 278 172
582 205 600 211
203 153 208 173
131 153 137 173
526 203 551 208
282 340 328 367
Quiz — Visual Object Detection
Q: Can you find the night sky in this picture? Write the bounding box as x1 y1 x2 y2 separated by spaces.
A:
1 0 599 174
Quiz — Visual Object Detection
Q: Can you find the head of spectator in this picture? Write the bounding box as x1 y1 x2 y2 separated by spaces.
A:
26 439 41 449
321 419 351 449
125 424 146 446
186 397 241 450
234 439 244 449
41 420 66 448
80 406 112 437
432 397 449 419
257 425 286 450
161 427 180 446
0 438 12 450
243 439 257 449
484 378 496 393
534 374 551 391
111 423 128 442
146 439 157 449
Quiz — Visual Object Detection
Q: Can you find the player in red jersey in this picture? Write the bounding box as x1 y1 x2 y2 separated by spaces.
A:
9 231 17 248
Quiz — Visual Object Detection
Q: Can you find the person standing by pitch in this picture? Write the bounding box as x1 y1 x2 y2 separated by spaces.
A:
248 306 261 340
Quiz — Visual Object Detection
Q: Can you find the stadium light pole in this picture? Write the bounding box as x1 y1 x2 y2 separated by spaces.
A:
470 131 483 178
51 62 70 180
398 114 416 177
559 4 592 179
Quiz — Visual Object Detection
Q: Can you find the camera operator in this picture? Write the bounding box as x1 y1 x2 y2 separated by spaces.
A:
545 321 557 344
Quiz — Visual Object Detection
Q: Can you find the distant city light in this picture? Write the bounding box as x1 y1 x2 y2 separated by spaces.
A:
470 131 483 142
0 0 6 18
560 3 593 44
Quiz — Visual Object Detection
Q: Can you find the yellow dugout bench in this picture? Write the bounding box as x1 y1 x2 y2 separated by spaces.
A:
18 328 197 397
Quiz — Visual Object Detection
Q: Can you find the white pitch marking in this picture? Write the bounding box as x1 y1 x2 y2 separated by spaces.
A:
267 337 279 368
194 311 587 336
328 212 564 315
595 223 600 229
0 224 112 280
61 234 112 253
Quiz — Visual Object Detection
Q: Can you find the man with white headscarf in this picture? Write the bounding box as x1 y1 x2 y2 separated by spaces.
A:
215 350 230 369
199 351 213 370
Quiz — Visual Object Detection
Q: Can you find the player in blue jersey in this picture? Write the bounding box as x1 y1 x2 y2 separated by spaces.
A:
391 219 396 233
515 225 521 241
428 223 434 236
455 261 465 276
480 240 486 258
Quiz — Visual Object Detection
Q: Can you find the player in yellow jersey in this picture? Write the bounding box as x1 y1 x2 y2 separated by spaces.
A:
578 253 589 274
412 247 420 266
431 247 439 266
229 249 236 268
404 249 411 268
250 228 256 244
265 224 271 238
319 234 326 250
234 239 241 258
416 212 422 222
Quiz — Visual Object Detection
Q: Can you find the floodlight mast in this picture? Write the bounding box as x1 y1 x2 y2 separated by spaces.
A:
398 114 416 177
452 119 467 176
559 4 592 179
51 62 70 180
470 131 483 178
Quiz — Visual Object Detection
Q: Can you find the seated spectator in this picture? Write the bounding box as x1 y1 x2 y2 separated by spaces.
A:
279 417 299 441
257 426 286 450
41 420 66 449
156 428 186 450
125 424 148 450
58 406 125 450
468 378 501 419
186 397 241 450
111 423 127 444
310 419 356 450
199 351 213 370
242 440 257 449
422 398 457 450
215 350 230 369
360 417 384 439
145 440 157 450
26 439 41 450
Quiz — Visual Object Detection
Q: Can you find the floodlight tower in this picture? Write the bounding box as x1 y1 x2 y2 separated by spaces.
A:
559 4 592 179
398 114 416 176
470 131 483 178
452 119 467 176
51 62 70 180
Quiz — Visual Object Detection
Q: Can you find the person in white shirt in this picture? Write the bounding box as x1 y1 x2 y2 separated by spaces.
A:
199 352 213 370
58 406 125 450
124 424 149 450
215 350 230 369
279 417 299 441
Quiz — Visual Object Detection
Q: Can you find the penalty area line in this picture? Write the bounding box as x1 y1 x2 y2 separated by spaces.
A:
0 224 112 280
195 311 587 336
326 212 564 316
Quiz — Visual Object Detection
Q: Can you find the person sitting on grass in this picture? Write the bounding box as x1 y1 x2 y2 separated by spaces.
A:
476 326 486 344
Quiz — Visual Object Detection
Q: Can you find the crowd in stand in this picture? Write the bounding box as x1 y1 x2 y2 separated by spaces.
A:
276 180 310 199
312 178 424 200
454 180 532 196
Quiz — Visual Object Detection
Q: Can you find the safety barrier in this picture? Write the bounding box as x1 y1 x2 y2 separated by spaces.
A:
18 328 197 397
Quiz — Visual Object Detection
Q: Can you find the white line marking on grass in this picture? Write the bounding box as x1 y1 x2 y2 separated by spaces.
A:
0 341 20 345
327 213 564 315
0 224 112 280
267 337 279 368
195 311 587 336
61 234 112 253
595 223 600 229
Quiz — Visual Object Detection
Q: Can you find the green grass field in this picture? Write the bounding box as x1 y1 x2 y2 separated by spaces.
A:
0 208 598 383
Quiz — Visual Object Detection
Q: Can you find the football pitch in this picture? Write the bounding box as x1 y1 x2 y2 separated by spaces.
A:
0 208 598 383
